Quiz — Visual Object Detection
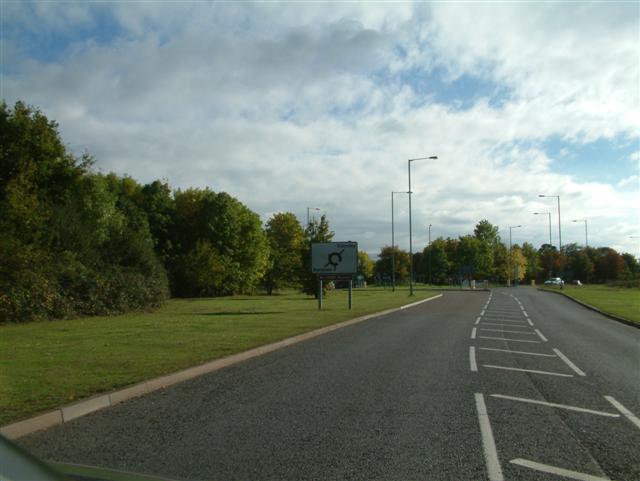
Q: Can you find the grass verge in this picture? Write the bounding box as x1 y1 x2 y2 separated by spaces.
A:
0 288 439 426
540 284 640 325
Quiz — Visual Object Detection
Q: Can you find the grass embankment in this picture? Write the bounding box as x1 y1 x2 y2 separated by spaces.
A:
0 288 439 426
540 284 640 325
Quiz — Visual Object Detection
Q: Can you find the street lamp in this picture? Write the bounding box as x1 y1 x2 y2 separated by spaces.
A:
533 212 552 247
306 207 320 226
538 194 562 251
572 219 588 248
408 155 437 295
391 191 409 292
509 225 522 286
428 224 432 285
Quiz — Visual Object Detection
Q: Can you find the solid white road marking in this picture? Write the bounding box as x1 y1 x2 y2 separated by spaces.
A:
479 347 555 357
471 327 477 339
470 346 478 372
483 365 574 377
490 394 619 417
480 328 536 334
479 336 541 343
605 396 640 430
475 316 481 325
510 458 611 481
553 349 586 377
534 329 548 342
526 318 534 326
475 393 504 481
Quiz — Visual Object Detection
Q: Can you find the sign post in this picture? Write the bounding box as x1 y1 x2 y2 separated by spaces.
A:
311 242 358 310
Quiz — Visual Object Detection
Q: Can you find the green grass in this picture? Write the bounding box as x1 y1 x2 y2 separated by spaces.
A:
540 284 640 324
0 288 439 426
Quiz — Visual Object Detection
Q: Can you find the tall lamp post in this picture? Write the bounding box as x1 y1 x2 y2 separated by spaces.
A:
533 212 552 247
428 224 432 285
509 225 522 286
306 207 320 226
572 219 588 248
408 155 437 295
391 191 409 292
539 194 561 251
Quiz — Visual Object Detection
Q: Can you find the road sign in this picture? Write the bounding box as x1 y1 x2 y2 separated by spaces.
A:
311 242 358 275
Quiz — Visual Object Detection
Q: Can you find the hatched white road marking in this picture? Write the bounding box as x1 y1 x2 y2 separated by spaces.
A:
475 394 504 481
510 458 611 481
480 322 528 327
479 336 541 343
479 347 555 357
490 394 619 417
483 365 573 377
553 349 586 377
534 329 548 342
605 396 640 430
480 328 536 334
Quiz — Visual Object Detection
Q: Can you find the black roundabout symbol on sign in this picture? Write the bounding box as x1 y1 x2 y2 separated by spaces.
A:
325 249 344 271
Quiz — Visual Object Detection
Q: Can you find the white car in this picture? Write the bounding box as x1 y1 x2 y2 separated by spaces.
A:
544 277 563 285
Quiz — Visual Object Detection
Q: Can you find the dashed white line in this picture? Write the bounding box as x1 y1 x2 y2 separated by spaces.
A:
526 318 534 326
522 310 529 317
534 329 548 342
510 458 611 481
479 336 541 343
481 310 486 316
475 393 504 481
483 365 574 377
480 328 537 335
553 349 586 377
475 316 481 325
605 396 640 430
490 394 619 418
471 327 477 339
478 347 556 357
470 346 478 372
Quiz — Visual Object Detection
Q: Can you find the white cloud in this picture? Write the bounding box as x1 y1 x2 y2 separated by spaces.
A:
2 2 639 256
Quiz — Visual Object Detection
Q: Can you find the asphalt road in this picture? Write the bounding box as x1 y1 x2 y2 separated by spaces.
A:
17 288 640 481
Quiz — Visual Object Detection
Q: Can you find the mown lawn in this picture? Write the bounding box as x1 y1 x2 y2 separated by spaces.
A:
540 284 640 325
0 288 439 426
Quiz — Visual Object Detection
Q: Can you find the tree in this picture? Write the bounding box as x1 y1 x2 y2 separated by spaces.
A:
422 238 450 284
374 246 410 284
568 250 594 284
171 188 269 296
510 246 528 283
474 219 501 249
521 242 541 282
594 248 624 282
300 214 334 296
263 212 304 294
456 235 493 281
358 251 374 282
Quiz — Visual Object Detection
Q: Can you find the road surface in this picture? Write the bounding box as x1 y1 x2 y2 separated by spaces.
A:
17 288 640 480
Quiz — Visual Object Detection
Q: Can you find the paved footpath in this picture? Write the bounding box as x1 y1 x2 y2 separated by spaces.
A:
17 288 640 481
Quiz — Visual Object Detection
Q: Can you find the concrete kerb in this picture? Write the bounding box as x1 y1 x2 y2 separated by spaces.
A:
1 293 444 440
537 288 639 329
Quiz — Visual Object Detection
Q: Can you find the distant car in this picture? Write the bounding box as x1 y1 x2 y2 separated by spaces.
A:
573 280 582 286
544 278 562 285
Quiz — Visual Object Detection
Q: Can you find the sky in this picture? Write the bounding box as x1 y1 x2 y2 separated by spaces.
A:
2 1 639 257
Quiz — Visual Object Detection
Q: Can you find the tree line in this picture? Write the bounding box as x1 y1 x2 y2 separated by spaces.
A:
374 220 639 286
1 101 342 322
1 102 637 322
